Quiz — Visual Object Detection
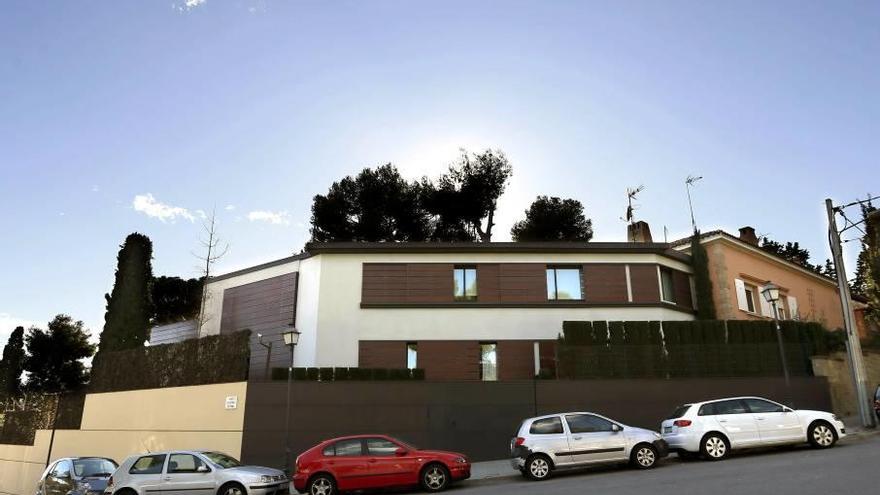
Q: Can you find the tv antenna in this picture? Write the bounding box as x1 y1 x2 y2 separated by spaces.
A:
624 185 645 224
685 175 703 233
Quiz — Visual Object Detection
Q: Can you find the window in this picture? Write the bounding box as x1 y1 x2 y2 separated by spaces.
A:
200 452 240 469
565 414 615 433
453 267 478 301
325 439 363 457
776 304 786 320
73 459 117 477
480 343 497 381
168 454 208 474
660 268 675 303
51 460 72 479
744 287 756 313
667 405 692 420
697 403 716 416
406 343 417 370
366 438 400 456
529 417 564 434
713 399 749 415
546 267 582 300
744 398 784 413
130 455 166 475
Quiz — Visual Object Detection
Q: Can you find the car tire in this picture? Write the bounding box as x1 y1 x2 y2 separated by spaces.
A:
524 454 553 481
807 421 837 449
218 482 246 495
630 443 659 469
307 474 337 495
420 463 450 492
700 433 730 461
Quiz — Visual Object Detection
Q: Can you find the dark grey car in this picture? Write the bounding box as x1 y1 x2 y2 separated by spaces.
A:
37 458 119 495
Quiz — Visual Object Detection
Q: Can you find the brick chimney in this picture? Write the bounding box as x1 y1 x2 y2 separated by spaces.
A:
627 221 653 243
739 226 759 246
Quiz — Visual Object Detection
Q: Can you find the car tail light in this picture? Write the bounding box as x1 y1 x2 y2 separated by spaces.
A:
514 437 525 446
673 420 692 427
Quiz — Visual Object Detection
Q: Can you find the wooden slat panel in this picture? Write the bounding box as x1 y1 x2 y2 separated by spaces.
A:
629 264 661 303
583 264 628 303
673 270 694 310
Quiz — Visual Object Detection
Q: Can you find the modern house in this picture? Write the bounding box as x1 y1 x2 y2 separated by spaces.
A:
176 241 696 381
672 227 845 329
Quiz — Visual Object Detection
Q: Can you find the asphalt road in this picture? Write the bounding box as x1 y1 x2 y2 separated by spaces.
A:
450 435 878 495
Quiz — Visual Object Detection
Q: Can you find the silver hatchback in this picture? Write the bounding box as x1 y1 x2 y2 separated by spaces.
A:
510 412 669 480
105 451 287 495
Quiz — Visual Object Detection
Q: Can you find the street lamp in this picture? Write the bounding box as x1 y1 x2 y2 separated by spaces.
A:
281 328 301 475
256 333 272 381
761 282 792 403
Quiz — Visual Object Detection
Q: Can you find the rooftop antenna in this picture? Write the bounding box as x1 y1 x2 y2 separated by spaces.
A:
685 175 703 233
625 185 645 224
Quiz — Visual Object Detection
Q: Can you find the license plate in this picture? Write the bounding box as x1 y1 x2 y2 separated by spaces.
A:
663 426 673 433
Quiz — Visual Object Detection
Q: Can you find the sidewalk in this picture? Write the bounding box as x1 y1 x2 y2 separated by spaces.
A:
841 415 880 438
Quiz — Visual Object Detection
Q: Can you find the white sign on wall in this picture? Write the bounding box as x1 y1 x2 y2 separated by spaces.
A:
225 395 238 410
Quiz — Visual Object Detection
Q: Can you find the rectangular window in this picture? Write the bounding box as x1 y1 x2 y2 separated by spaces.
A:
480 343 497 381
546 267 583 300
453 267 478 301
660 267 675 303
744 287 756 313
406 343 417 369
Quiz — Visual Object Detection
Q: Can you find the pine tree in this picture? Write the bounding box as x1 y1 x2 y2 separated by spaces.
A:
0 326 26 397
24 315 95 392
96 233 154 362
691 232 717 320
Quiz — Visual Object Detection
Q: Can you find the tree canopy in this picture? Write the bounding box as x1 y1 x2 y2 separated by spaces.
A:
24 315 95 392
310 149 513 242
0 326 25 398
690 232 717 320
851 201 880 323
97 233 154 359
510 196 593 242
152 276 204 325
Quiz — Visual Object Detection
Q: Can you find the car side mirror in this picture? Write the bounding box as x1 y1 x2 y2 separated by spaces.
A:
196 465 210 473
611 424 622 433
783 407 794 413
394 448 407 457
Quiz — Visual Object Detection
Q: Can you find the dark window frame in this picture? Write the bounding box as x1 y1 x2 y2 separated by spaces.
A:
479 342 498 382
659 267 676 303
406 342 417 370
546 266 584 301
453 266 478 301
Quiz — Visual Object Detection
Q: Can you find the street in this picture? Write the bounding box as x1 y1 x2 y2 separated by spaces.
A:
453 435 878 494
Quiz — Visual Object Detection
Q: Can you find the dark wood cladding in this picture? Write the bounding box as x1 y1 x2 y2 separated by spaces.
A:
359 341 407 369
583 264 628 303
419 341 481 380
497 341 535 380
629 264 661 303
220 272 297 380
362 263 453 304
673 270 694 310
496 264 547 303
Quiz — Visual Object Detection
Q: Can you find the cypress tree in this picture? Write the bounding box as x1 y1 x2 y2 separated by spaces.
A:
0 326 26 397
96 233 154 363
690 232 717 320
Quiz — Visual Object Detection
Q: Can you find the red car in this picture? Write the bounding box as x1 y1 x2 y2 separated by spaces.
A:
292 434 470 495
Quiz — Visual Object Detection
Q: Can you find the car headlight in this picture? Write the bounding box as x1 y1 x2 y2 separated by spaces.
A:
260 475 274 483
454 457 467 464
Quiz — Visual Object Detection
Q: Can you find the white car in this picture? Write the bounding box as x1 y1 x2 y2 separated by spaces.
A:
105 451 288 495
510 412 669 480
661 396 845 460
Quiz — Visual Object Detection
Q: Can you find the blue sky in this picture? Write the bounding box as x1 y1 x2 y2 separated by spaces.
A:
1 0 877 347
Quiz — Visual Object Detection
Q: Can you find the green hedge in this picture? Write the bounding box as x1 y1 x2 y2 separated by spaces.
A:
90 330 251 393
270 367 425 381
558 320 836 379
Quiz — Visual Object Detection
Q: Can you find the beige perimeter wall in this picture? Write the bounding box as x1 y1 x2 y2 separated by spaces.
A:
812 352 880 417
1 382 247 495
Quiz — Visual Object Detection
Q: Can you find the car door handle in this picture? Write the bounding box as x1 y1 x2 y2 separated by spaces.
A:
368 459 378 463
756 417 766 421
718 420 728 423
572 436 582 440
163 477 172 481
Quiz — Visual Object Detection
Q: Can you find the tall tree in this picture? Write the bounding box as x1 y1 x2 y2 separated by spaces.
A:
24 315 95 392
310 164 430 242
690 232 717 320
821 258 837 279
759 237 813 268
510 196 593 242
152 276 204 325
860 204 880 322
0 326 25 397
194 211 229 333
97 233 154 360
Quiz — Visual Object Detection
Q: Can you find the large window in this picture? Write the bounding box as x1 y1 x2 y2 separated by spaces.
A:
366 438 400 456
130 455 166 475
168 454 208 474
744 287 757 313
565 414 615 433
546 267 582 300
744 398 784 413
480 343 497 381
323 439 364 457
406 343 417 369
453 267 478 301
660 267 675 303
529 417 564 434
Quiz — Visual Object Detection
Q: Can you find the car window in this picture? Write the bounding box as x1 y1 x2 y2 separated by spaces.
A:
529 417 564 435
698 403 717 416
744 398 784 413
51 460 72 479
73 459 117 477
328 439 363 457
667 405 691 419
714 399 749 415
168 454 208 474
129 455 166 475
200 452 240 469
565 414 614 433
366 438 399 456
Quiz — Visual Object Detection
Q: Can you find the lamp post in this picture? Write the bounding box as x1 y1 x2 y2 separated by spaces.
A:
761 282 792 403
281 328 301 474
257 333 273 381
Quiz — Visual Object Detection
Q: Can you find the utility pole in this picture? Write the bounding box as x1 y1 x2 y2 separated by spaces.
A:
825 198 875 428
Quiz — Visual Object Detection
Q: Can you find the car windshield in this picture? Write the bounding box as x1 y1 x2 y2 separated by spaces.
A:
73 458 117 478
201 452 241 469
667 404 692 419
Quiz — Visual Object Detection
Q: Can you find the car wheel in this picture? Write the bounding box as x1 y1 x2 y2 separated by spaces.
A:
700 433 730 461
524 455 552 481
808 421 837 449
420 463 450 492
218 483 245 495
630 444 658 469
307 474 336 495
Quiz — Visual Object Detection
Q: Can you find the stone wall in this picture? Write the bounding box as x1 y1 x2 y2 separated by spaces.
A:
811 351 880 417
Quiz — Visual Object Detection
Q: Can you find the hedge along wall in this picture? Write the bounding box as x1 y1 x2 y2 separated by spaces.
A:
558 320 833 379
89 330 251 393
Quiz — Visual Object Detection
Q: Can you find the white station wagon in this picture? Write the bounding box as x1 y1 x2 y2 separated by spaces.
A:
661 396 845 460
